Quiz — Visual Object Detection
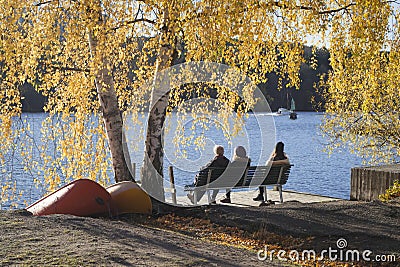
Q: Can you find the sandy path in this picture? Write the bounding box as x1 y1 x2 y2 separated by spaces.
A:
0 210 283 266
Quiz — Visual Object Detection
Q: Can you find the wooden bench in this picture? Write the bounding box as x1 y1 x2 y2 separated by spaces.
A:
168 164 293 205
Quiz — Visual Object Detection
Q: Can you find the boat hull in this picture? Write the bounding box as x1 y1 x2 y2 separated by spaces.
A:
276 107 290 115
26 179 113 217
106 181 152 215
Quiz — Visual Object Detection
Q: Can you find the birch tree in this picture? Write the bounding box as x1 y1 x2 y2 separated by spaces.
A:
320 1 400 164
0 0 151 189
0 0 399 203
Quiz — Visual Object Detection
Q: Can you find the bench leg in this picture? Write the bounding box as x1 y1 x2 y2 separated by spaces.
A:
171 187 177 205
278 185 283 203
207 190 211 204
258 186 269 207
263 186 268 201
194 191 198 205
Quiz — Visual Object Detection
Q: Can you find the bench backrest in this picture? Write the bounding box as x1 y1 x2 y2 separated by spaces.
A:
194 168 228 187
193 165 292 188
247 165 292 186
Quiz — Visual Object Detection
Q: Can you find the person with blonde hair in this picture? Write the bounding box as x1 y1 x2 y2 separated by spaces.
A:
187 145 230 204
220 146 250 203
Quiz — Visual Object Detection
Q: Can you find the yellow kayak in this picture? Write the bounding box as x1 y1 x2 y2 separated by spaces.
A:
106 181 152 215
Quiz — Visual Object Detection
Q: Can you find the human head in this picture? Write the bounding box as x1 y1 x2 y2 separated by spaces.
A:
234 146 247 158
275 142 285 155
214 145 224 156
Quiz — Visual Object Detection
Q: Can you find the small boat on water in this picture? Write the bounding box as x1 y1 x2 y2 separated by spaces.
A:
276 102 297 119
26 179 113 217
276 107 290 115
276 90 297 120
106 181 152 215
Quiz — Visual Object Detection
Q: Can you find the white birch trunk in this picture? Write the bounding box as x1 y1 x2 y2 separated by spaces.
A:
141 7 176 202
88 31 133 183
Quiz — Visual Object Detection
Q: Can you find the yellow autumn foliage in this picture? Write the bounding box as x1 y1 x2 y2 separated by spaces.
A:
0 0 399 207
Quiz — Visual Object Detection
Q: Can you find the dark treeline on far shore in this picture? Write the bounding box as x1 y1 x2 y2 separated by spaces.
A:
20 45 330 113
261 46 330 112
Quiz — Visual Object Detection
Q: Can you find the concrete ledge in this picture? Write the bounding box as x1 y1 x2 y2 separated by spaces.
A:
170 189 340 207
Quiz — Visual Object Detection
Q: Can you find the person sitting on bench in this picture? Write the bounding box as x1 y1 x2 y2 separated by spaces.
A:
187 145 230 204
220 146 251 204
253 141 290 202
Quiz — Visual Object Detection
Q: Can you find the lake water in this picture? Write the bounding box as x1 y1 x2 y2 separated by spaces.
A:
2 112 364 209
272 112 364 198
155 111 364 200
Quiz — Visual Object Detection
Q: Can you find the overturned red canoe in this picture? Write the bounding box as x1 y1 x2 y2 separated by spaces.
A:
26 179 113 217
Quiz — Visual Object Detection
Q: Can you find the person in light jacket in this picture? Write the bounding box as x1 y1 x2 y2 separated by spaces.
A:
220 146 250 204
253 142 289 202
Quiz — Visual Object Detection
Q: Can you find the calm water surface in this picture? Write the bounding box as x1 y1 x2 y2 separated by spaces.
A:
273 112 364 199
4 112 364 208
160 112 364 200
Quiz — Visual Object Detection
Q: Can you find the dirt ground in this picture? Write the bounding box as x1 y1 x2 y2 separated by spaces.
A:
0 199 399 266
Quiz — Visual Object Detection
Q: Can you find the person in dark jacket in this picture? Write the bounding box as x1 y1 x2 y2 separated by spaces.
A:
253 141 290 202
187 145 230 204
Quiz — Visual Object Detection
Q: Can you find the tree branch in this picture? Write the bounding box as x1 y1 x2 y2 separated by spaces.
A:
34 1 53 7
134 4 141 21
112 18 156 31
271 1 356 15
291 0 396 14
317 3 356 14
180 2 358 26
